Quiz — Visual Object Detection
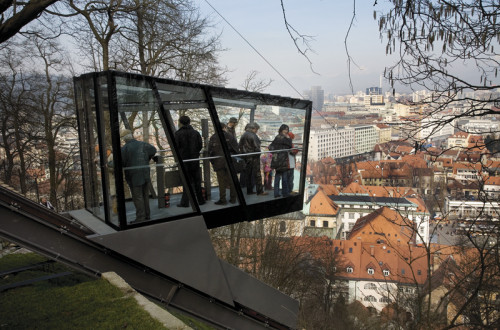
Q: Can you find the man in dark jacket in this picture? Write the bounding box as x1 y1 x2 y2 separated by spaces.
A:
121 129 157 221
174 115 205 207
208 123 239 205
227 117 238 138
238 122 268 196
269 124 292 198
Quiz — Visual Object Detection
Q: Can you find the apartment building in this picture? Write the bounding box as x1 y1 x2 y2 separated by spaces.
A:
308 126 355 161
353 125 378 155
333 207 428 311
331 194 417 240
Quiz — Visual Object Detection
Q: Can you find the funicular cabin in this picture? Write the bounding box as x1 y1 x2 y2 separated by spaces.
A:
74 71 312 230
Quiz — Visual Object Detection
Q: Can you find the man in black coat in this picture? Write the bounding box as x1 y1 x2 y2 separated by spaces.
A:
269 124 292 198
227 117 238 138
174 115 205 207
121 129 157 221
208 123 239 205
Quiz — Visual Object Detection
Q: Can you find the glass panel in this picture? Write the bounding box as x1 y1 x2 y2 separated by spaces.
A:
113 76 195 224
157 82 241 211
75 78 104 218
213 99 307 206
97 75 118 226
258 105 305 198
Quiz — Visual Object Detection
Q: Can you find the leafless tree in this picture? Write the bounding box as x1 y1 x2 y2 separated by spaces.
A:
0 41 40 190
26 36 75 206
210 219 344 326
66 0 137 71
375 1 500 144
241 70 273 93
0 0 59 44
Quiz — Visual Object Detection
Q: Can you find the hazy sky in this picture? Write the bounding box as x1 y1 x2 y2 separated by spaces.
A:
198 0 397 98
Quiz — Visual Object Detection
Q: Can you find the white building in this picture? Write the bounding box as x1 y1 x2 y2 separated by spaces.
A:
445 198 500 220
461 119 499 135
420 116 455 142
308 126 355 161
353 125 378 155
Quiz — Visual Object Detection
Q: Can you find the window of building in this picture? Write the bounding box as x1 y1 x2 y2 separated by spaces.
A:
383 269 390 276
279 221 286 233
379 297 391 303
349 247 353 253
417 270 422 275
367 268 374 275
364 295 377 302
346 267 353 273
401 269 405 275
380 284 390 292
364 283 376 290
323 220 328 227
310 220 316 227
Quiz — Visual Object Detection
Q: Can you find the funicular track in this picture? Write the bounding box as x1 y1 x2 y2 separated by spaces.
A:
0 185 296 330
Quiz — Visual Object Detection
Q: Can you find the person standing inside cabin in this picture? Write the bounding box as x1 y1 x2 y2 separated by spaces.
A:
175 115 205 207
227 117 238 138
287 131 299 195
238 122 268 196
121 129 157 222
208 123 239 205
261 150 273 190
269 124 292 198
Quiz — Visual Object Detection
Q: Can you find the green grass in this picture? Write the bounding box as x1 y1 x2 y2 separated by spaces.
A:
169 311 217 330
0 252 167 329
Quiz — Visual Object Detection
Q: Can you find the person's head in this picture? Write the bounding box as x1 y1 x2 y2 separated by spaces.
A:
288 132 295 140
279 124 289 136
40 197 47 203
251 122 260 132
178 115 191 127
220 123 228 131
228 117 238 128
120 129 134 141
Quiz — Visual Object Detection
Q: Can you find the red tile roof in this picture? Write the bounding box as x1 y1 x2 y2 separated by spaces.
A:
309 189 340 215
348 207 416 244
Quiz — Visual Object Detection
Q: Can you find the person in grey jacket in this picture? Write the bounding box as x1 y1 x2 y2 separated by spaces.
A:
208 123 239 205
238 122 268 196
121 129 157 222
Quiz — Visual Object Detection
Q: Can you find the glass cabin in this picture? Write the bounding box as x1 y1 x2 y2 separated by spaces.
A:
73 71 312 230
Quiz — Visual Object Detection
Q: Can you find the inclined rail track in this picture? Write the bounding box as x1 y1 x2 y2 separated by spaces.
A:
0 186 291 330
